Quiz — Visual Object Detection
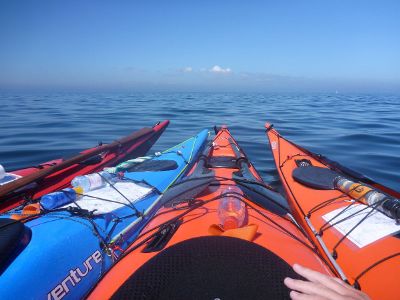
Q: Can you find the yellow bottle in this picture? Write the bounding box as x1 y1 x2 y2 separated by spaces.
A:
335 177 400 221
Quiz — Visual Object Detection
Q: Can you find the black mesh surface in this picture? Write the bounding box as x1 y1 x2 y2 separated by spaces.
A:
112 236 301 300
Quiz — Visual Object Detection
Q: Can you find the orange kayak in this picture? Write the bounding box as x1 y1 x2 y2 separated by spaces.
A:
266 123 400 300
88 126 333 299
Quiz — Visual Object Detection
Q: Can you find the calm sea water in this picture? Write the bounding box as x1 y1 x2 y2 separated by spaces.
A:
0 93 399 191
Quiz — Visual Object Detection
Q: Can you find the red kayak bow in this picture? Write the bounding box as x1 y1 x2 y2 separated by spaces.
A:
0 120 169 212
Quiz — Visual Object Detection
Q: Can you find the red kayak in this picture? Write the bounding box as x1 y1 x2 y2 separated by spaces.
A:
0 120 169 212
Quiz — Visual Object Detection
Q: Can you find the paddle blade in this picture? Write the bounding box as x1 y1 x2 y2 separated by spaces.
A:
292 166 339 190
238 182 289 216
161 175 214 207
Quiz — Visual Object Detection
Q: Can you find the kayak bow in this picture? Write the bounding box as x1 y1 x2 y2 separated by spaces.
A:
0 121 169 212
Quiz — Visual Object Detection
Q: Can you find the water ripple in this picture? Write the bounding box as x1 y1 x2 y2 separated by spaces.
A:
0 92 399 191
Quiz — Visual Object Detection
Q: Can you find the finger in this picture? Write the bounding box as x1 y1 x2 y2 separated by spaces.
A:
292 264 350 294
290 290 330 300
330 276 364 294
331 281 371 300
292 264 334 283
332 277 350 287
332 278 369 300
284 277 345 300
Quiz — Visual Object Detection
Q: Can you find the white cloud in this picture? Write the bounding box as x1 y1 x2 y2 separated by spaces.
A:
209 65 232 74
182 66 193 73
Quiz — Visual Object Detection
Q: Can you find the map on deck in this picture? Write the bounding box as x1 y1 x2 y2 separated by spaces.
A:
322 204 400 248
64 181 154 215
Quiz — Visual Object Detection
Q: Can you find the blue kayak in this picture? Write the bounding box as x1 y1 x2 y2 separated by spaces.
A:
0 129 208 300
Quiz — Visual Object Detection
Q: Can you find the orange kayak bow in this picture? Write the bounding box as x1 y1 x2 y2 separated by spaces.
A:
266 122 400 300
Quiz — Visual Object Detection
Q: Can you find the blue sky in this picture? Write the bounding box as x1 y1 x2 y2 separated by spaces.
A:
0 0 399 92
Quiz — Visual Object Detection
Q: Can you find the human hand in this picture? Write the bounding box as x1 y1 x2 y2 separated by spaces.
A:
284 264 370 300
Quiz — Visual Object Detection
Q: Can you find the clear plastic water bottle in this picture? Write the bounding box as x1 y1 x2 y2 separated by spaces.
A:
0 164 5 180
71 171 116 193
218 186 246 230
41 187 83 210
